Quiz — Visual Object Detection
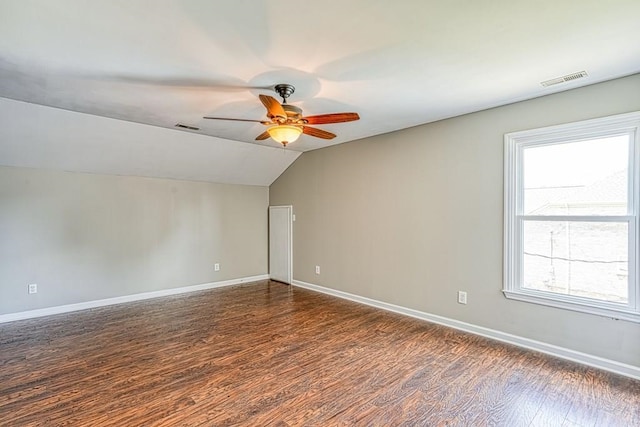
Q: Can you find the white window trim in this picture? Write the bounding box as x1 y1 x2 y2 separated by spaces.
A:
504 111 640 323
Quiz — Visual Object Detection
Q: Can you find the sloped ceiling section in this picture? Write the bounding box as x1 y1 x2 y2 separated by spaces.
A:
0 98 299 186
0 1 639 184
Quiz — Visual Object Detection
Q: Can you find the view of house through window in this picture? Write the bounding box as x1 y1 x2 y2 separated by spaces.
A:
504 112 639 321
521 135 629 304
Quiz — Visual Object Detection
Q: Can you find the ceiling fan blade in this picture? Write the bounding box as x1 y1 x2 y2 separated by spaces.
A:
259 94 286 119
302 126 336 140
303 112 360 125
203 117 270 124
255 131 271 141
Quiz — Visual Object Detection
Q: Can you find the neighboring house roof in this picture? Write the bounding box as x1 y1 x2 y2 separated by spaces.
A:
525 186 581 214
527 169 627 214
557 169 627 205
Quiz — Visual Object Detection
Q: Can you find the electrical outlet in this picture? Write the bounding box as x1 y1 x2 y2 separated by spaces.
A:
315 265 320 275
457 291 467 305
28 283 38 294
292 214 296 222
214 263 220 271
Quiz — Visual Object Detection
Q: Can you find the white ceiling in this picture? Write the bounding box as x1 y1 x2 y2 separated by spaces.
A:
1 0 639 185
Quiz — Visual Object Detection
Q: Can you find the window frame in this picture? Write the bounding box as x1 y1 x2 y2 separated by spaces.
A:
504 111 640 323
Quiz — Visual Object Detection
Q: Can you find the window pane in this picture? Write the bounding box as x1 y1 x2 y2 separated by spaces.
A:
522 220 628 303
523 136 628 215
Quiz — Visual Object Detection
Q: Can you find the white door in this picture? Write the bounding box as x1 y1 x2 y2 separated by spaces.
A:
269 205 293 284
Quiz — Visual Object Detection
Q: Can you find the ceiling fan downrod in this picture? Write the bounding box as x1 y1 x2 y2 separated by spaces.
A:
274 84 295 104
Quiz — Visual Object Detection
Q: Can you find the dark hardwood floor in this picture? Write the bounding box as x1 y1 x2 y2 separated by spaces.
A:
1 280 638 426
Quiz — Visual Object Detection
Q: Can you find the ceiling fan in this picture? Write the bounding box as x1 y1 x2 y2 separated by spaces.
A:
203 84 360 147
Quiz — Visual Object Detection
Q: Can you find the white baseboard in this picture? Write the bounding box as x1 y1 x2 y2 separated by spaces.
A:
292 280 640 381
0 274 269 324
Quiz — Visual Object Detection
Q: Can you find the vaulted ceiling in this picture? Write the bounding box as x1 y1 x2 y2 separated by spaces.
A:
1 1 639 185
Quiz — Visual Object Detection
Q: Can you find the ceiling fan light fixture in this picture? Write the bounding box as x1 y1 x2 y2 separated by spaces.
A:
267 125 302 146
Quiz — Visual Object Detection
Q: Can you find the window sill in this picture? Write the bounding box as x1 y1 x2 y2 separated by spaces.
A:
502 290 640 323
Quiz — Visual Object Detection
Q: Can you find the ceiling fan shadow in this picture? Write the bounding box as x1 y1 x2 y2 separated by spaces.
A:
314 44 409 82
298 97 359 116
247 68 321 100
88 73 273 93
174 1 273 66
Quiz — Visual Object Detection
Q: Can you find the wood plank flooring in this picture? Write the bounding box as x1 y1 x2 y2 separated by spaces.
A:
1 280 639 426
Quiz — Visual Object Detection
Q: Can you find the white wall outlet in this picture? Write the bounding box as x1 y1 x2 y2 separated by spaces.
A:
214 263 220 271
457 291 467 304
292 214 296 222
28 283 38 294
315 265 320 275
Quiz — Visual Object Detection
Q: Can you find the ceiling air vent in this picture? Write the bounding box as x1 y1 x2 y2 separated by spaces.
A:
175 123 200 131
540 71 588 87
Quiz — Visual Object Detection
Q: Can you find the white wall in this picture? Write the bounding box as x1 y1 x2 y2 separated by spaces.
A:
269 74 640 368
0 166 268 315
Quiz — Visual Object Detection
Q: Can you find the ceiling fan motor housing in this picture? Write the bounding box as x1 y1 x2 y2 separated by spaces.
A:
283 104 303 118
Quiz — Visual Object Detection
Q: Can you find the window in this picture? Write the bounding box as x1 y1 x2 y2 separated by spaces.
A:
504 112 640 322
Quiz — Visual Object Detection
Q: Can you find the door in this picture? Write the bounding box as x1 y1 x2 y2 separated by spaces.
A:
269 205 293 284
